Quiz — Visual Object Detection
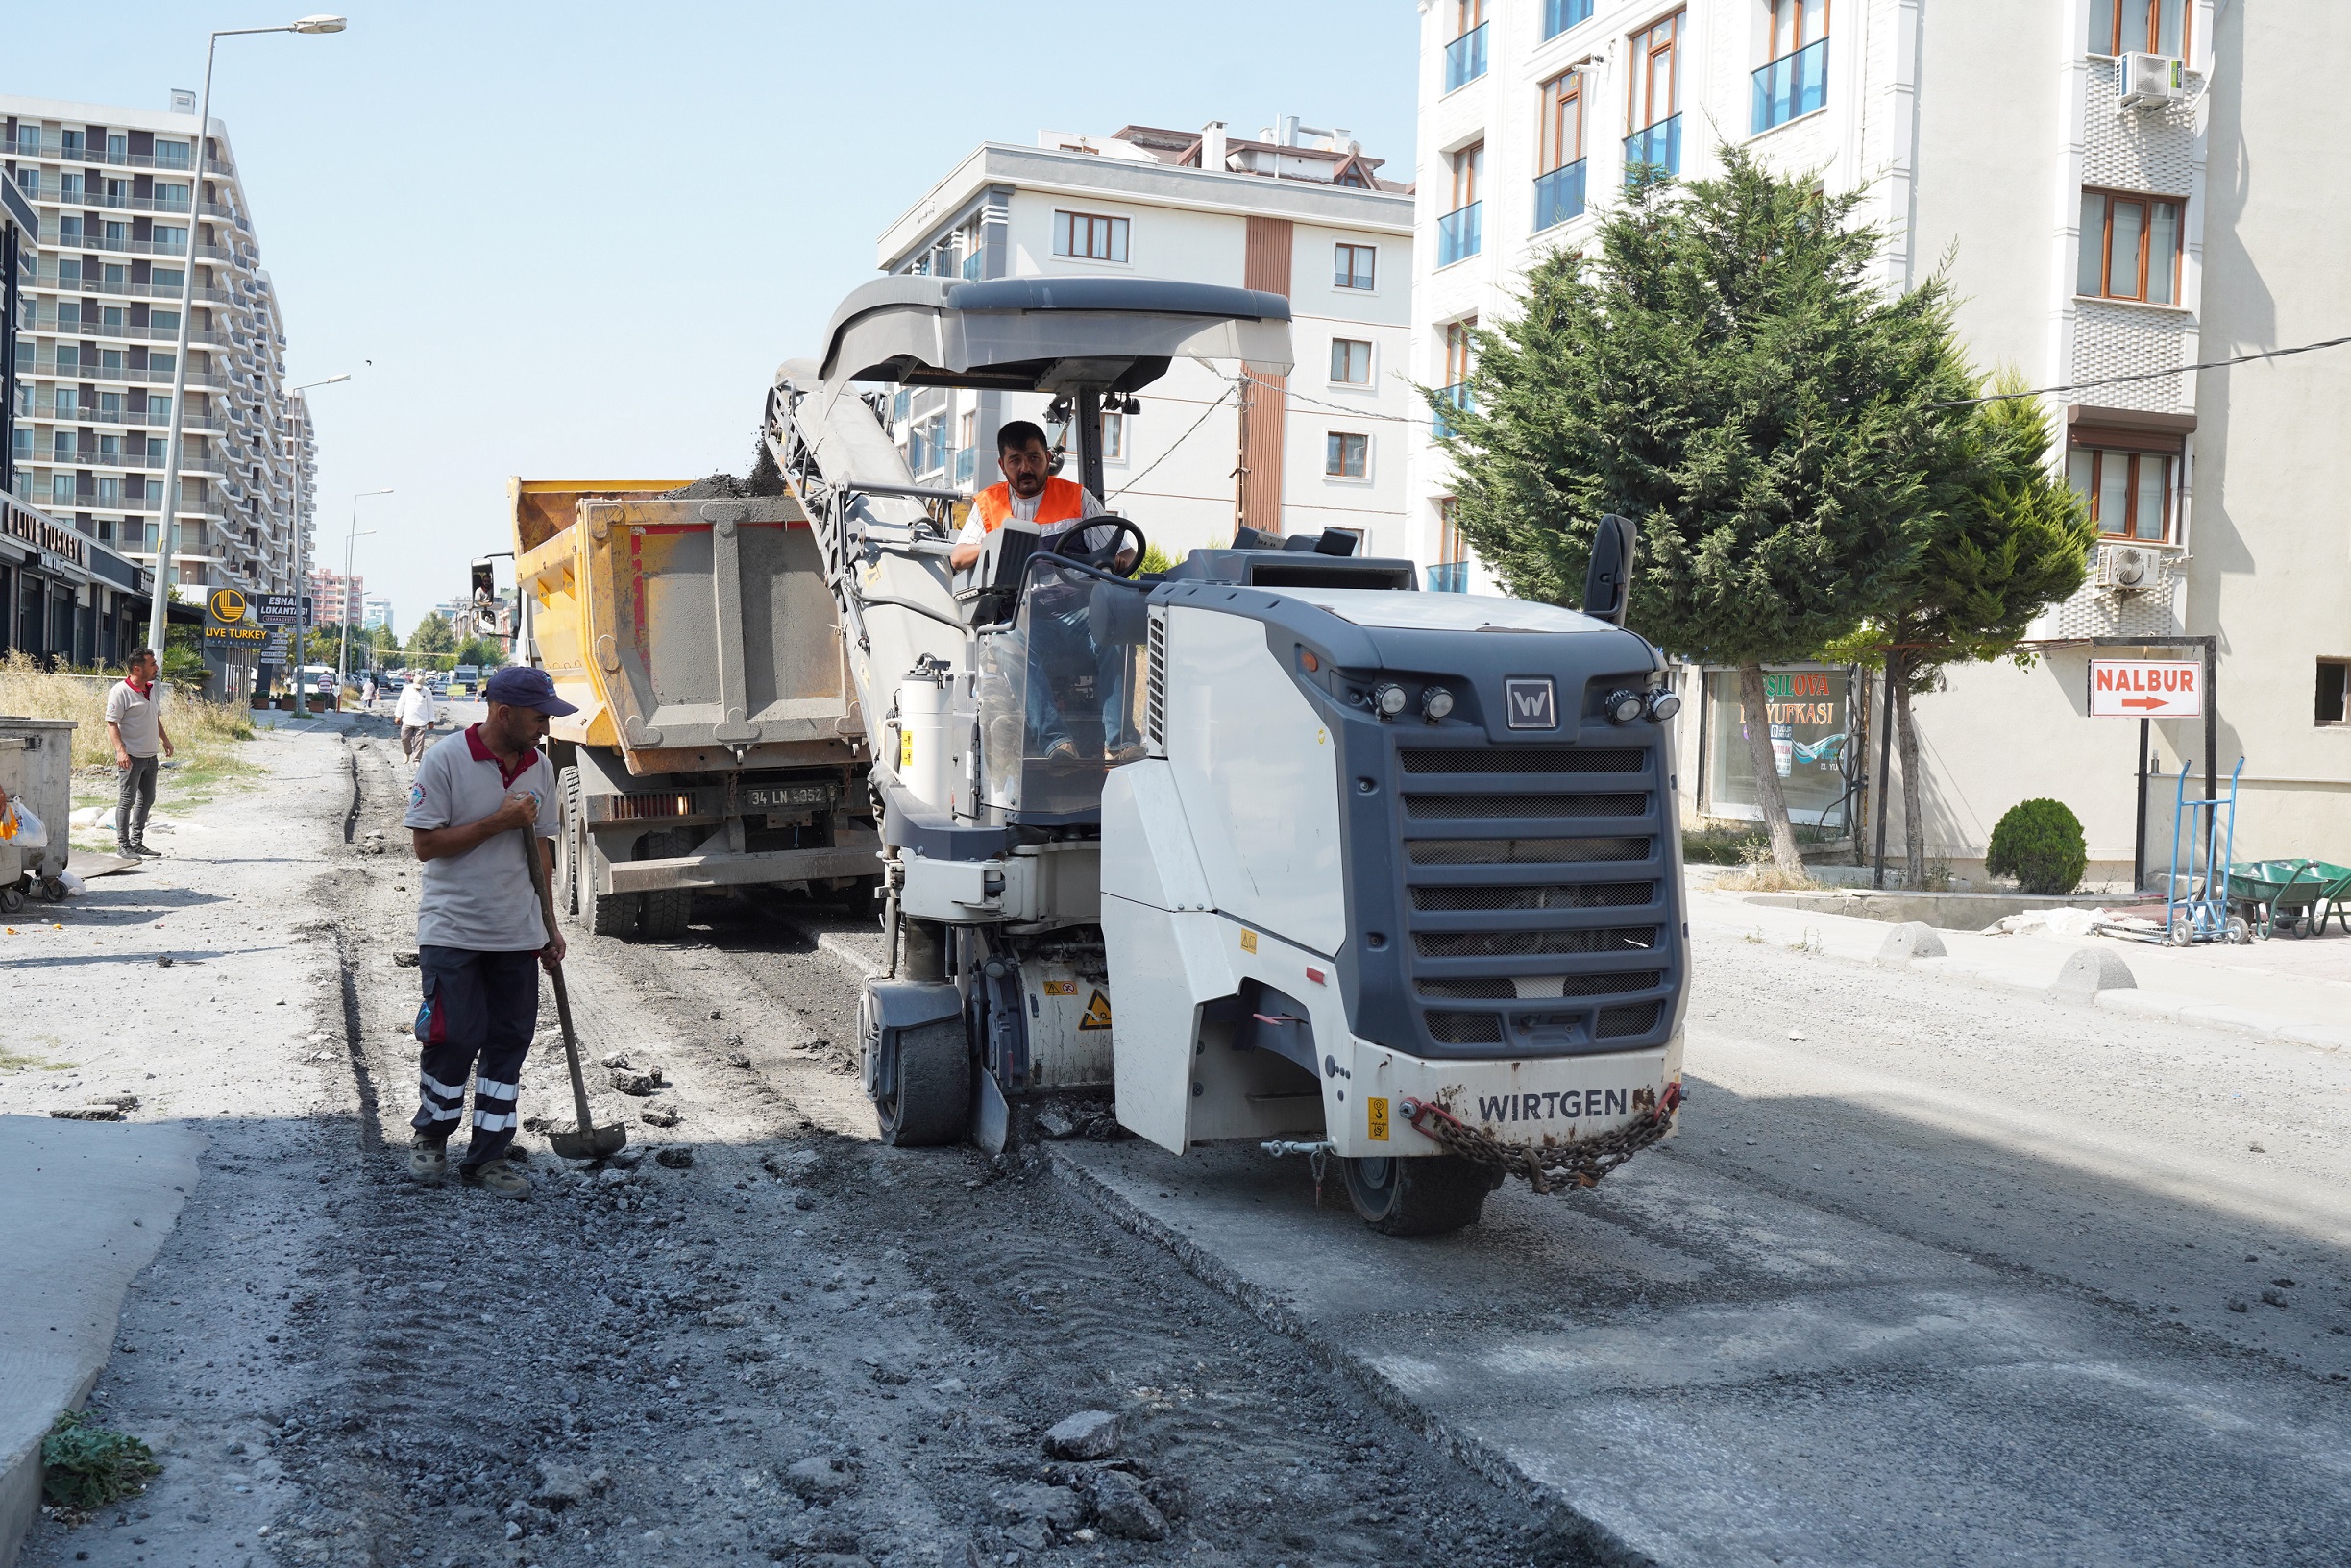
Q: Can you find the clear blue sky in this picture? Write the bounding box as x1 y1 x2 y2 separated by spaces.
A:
6 2 1420 633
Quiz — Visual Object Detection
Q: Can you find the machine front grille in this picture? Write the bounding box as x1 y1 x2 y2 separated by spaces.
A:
1410 881 1657 913
1389 734 1678 1058
1404 792 1650 820
1408 835 1651 866
1400 747 1644 775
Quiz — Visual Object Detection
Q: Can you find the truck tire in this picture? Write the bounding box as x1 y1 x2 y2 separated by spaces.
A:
554 768 582 920
567 768 638 939
1339 1154 1498 1237
638 829 695 941
875 1019 971 1147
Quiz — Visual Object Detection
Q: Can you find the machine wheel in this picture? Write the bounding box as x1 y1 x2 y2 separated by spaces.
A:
569 771 638 940
554 767 582 921
2224 915 2252 945
0 881 23 914
2167 917 2193 947
1339 1154 1498 1237
36 876 67 903
874 1018 971 1148
638 829 695 941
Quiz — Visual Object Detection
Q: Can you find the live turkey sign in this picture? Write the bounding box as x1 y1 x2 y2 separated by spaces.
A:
2089 658 2204 718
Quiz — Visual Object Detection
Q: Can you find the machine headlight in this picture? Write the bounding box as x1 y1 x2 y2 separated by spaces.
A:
1646 689 1682 723
1421 686 1456 721
1603 689 1647 724
1373 682 1409 718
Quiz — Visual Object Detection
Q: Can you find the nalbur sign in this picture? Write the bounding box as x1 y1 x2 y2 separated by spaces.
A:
2089 658 2204 718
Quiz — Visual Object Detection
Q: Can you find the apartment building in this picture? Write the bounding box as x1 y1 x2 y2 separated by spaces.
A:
1407 0 2351 874
360 596 391 633
306 565 363 627
874 120 1416 557
3 92 314 608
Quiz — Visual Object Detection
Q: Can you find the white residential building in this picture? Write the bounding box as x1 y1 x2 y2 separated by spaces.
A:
1406 0 2351 876
875 120 1418 560
3 93 314 598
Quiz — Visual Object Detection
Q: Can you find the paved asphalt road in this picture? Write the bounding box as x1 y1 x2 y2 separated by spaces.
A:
1052 916 2351 1566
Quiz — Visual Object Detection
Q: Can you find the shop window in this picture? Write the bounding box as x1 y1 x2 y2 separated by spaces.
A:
1702 668 1850 828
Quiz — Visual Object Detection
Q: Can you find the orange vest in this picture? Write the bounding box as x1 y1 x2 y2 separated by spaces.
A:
973 477 1089 533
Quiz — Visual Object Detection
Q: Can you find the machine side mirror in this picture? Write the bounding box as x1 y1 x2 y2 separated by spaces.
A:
1582 513 1637 627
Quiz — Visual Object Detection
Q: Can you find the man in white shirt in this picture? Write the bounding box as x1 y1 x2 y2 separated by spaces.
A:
104 649 174 858
401 666 572 1198
395 672 438 763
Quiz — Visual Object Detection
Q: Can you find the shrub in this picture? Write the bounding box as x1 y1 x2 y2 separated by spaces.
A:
41 1409 161 1508
1986 798 2086 894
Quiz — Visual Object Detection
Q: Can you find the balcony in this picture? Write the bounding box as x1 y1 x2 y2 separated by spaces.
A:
1433 382 1472 440
953 446 977 487
1752 37 1829 134
1427 561 1470 593
10 139 210 174
1444 22 1490 92
1437 202 1482 267
1625 114 1682 182
1534 159 1588 232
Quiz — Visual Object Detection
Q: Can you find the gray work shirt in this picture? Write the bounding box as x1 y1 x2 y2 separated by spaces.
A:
104 678 163 759
403 724 560 952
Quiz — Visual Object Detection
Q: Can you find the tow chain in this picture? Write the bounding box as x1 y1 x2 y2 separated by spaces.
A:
1397 1082 1682 1195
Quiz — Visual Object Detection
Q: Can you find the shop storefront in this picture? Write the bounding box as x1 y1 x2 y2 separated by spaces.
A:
1694 664 1860 831
1 494 153 668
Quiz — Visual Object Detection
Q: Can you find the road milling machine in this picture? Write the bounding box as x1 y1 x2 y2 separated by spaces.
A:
767 276 1688 1235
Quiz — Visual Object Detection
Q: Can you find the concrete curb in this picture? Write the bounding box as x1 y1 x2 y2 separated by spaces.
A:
1047 1149 1646 1567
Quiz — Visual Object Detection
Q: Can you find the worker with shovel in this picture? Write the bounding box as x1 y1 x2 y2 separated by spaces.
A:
402 666 575 1198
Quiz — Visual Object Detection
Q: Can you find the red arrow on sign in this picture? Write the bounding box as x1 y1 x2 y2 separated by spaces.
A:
2121 696 2171 710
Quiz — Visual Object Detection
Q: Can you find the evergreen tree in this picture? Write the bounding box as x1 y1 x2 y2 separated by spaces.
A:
406 612 456 656
1433 147 1973 874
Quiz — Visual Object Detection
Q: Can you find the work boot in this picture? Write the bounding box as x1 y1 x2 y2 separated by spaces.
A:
406 1139 448 1187
461 1159 532 1200
129 840 162 859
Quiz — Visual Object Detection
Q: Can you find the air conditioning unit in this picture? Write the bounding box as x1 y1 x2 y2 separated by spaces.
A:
2118 53 2189 109
2095 541 2162 592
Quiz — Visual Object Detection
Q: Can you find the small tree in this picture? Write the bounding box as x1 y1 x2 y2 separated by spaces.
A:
1435 148 1972 874
1836 381 2095 884
407 612 455 657
369 625 401 660
454 635 505 670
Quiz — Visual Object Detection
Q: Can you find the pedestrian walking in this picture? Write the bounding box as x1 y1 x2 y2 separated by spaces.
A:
402 666 576 1198
105 649 174 859
395 671 437 764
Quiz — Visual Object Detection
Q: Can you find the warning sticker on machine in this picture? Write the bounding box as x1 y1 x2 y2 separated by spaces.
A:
1366 1097 1389 1141
1079 991 1114 1031
1240 930 1259 954
1042 980 1077 996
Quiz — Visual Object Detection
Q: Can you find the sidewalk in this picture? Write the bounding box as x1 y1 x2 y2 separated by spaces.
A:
1695 878 2351 1053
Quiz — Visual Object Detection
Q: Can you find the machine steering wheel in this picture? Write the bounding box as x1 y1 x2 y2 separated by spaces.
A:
1048 516 1148 579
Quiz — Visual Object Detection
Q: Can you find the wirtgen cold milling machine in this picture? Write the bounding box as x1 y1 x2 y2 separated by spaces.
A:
770 277 1686 1235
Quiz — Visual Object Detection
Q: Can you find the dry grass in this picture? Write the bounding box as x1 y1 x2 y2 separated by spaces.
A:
1709 834 1827 893
0 652 257 773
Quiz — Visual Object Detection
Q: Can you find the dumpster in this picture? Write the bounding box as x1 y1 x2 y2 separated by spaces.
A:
0 716 76 908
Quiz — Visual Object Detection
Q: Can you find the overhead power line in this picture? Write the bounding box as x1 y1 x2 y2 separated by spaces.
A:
1934 331 2351 408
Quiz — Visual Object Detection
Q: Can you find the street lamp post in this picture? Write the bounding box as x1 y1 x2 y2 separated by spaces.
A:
283 371 348 714
333 488 390 703
143 13 346 665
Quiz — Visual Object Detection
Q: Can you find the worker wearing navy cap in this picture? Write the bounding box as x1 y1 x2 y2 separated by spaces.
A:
402 665 577 1198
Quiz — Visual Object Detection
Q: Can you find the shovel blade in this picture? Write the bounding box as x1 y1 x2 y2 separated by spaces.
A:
549 1123 628 1161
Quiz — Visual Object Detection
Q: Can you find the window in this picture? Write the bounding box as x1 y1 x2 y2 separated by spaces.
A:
100 349 124 374
1545 0 1594 38
61 130 84 157
1101 410 1126 461
154 226 187 254
150 310 179 331
1444 319 1477 387
150 353 174 374
1628 12 1685 175
101 306 125 331
146 438 166 461
52 431 71 459
52 476 74 506
2079 190 2182 305
2067 446 2174 541
1440 143 1484 265
96 477 121 506
57 216 83 244
156 139 190 169
107 134 126 161
1334 242 1377 290
103 264 127 289
53 388 75 417
99 392 124 421
1053 209 1129 263
98 435 121 459
2090 0 2187 58
1326 431 1369 478
12 125 36 155
149 398 169 426
2319 661 2350 726
102 221 127 249
1446 1 1489 91
1330 338 1373 384
1430 497 1471 591
1536 70 1590 230
57 259 81 284
1755 0 1830 131
55 344 80 372
150 268 183 289
156 183 189 212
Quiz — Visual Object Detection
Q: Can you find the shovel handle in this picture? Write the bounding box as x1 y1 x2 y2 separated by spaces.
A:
521 827 598 1137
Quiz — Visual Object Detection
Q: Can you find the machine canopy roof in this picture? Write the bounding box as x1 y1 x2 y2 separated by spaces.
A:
819 276 1293 394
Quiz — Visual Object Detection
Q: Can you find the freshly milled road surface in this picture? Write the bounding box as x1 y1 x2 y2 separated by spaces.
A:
1054 919 2351 1567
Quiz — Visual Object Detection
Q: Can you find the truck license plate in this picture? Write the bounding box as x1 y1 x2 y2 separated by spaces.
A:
743 783 832 811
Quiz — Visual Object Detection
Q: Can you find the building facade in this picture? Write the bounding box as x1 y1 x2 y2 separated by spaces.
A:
875 121 1416 558
4 94 313 604
1407 0 2351 875
360 596 390 633
307 565 363 627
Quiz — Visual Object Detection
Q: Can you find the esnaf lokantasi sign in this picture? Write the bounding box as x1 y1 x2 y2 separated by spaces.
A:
2088 659 2202 718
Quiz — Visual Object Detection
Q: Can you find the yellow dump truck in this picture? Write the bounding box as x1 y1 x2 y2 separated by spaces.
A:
511 478 878 939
